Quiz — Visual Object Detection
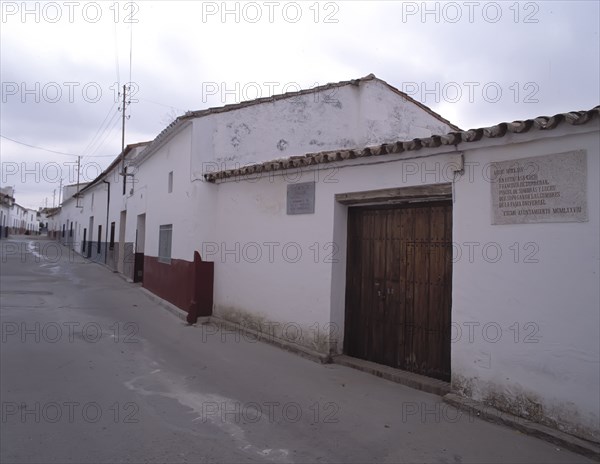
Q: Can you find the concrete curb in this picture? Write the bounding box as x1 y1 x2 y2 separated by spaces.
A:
332 355 451 396
443 393 600 461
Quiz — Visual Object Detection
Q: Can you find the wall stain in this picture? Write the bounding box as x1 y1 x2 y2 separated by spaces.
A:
228 123 251 149
215 306 337 354
276 139 289 151
452 373 599 442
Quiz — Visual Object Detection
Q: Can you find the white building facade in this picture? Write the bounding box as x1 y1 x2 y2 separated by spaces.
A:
0 186 15 238
205 108 599 442
52 74 599 443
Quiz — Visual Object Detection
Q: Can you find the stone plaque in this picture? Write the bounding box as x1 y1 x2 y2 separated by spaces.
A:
491 151 587 225
287 182 315 215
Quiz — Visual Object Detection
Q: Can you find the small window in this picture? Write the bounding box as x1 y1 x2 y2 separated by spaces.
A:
168 171 173 193
97 225 102 253
158 224 172 264
69 222 73 237
62 224 65 237
109 222 116 250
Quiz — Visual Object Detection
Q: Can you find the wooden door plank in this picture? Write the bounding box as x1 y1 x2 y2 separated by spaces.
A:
428 205 446 378
371 209 387 364
383 208 398 367
420 206 433 375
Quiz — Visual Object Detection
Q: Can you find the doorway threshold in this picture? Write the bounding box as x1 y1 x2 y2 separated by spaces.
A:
332 355 450 397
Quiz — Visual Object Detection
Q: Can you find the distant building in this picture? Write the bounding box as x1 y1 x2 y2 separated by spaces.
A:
0 186 15 238
0 187 42 236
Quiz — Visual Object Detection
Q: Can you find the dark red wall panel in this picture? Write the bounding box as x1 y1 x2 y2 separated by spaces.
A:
143 256 195 312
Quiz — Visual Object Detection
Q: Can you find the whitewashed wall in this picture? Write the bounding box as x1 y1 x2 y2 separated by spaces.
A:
58 179 108 250
212 148 462 352
451 124 600 441
191 79 454 178
24 208 38 232
0 204 9 230
126 124 217 262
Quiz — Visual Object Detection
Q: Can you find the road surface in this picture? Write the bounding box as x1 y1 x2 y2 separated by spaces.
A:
0 237 591 463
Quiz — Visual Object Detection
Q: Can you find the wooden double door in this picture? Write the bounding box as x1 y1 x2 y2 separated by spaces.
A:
344 201 452 381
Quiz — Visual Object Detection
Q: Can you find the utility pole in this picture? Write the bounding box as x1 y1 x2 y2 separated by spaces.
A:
53 190 56 208
120 84 127 195
58 178 63 206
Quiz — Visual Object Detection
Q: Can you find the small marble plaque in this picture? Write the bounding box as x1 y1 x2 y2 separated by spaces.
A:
287 182 315 215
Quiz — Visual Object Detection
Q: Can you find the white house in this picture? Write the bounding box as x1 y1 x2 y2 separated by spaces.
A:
52 73 599 443
204 104 600 443
2 183 41 239
10 203 24 234
0 186 15 238
25 207 39 234
43 207 62 239
6 202 36 235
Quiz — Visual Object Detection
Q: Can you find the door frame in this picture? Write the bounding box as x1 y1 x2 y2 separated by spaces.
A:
333 183 453 371
134 213 146 283
117 210 127 274
87 216 94 258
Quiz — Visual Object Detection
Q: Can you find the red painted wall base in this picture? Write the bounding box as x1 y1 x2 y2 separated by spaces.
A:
143 254 213 321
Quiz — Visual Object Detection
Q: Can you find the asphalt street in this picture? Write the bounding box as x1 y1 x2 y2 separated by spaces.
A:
0 237 592 463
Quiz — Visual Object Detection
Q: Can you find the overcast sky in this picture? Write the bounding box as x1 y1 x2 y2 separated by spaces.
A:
1 0 598 209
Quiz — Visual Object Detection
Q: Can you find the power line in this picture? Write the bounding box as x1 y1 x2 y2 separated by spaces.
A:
0 135 114 158
138 97 185 112
86 114 122 158
79 103 121 162
81 101 119 151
